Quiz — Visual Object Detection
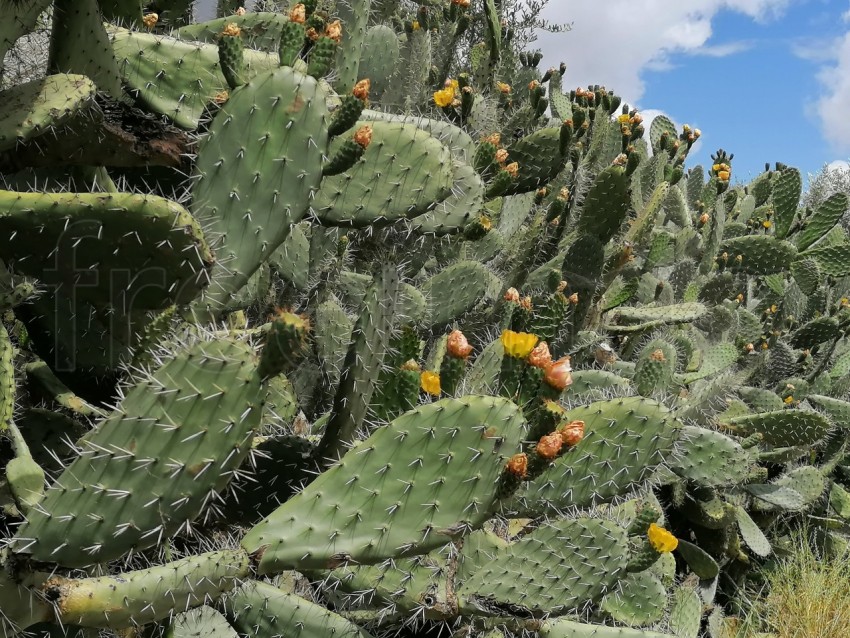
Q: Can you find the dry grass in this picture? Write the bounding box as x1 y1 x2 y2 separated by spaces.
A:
748 530 850 638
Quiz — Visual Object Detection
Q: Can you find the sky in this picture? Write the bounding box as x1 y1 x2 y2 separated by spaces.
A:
532 0 850 187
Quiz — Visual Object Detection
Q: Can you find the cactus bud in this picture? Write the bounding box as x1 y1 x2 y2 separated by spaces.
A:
506 453 529 478
222 22 241 37
504 287 520 303
447 330 473 359
535 432 563 460
143 12 159 29
352 78 371 101
527 341 552 368
544 356 572 390
325 19 343 43
290 3 306 23
353 125 372 149
559 419 585 446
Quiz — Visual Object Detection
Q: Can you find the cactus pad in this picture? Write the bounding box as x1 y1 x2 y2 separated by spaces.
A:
243 395 526 572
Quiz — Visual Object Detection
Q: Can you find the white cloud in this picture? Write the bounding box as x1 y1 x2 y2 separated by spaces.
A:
692 41 755 57
532 1 790 107
813 31 850 152
828 159 850 172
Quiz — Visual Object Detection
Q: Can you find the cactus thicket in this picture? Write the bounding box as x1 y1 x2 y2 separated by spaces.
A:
0 1 848 637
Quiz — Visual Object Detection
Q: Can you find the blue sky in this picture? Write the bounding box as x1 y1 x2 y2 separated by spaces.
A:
534 0 850 187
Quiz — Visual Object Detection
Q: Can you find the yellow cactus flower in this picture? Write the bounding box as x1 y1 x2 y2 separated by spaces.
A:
617 114 631 124
762 220 772 229
784 395 794 405
718 170 730 181
433 87 454 108
496 81 512 94
504 162 519 177
412 20 421 30
420 371 441 396
501 330 539 358
712 163 722 172
647 523 678 553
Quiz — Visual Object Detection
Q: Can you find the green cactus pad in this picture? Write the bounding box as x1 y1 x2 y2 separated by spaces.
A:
734 505 771 557
0 74 97 153
511 397 681 515
191 65 328 316
649 114 677 154
829 482 850 520
768 466 826 509
725 409 831 447
225 581 373 637
608 303 706 326
0 190 213 309
540 620 675 638
39 550 249 628
111 28 279 129
455 527 511 582
502 127 567 195
420 261 501 326
314 121 453 227
797 192 848 251
799 243 850 277
168 606 237 638
670 426 752 488
600 571 667 627
668 586 702 638
674 540 718 579
13 338 267 567
790 257 821 295
745 483 806 510
317 264 399 460
322 550 454 618
358 26 400 99
314 298 354 386
175 12 289 50
634 340 677 396
790 316 841 349
771 167 802 239
679 343 739 384
577 164 631 244
565 370 631 397
243 395 526 573
359 109 475 162
457 517 629 616
409 161 485 235
720 235 798 275
808 394 850 423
